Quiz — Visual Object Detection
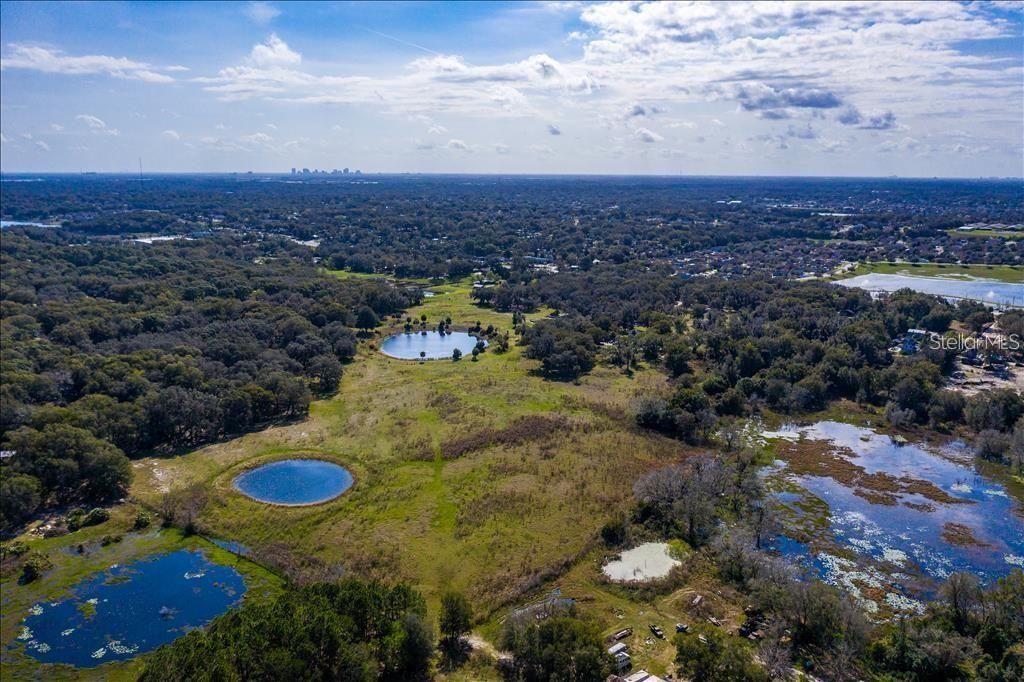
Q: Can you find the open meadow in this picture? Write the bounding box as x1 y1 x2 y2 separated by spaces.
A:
122 277 701 670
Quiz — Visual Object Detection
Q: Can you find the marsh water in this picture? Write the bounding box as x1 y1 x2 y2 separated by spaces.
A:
837 273 1022 306
15 550 245 668
233 459 353 505
380 331 482 360
763 421 1024 614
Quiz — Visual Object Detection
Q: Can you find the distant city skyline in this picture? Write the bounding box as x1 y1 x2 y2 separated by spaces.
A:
1 1 1022 177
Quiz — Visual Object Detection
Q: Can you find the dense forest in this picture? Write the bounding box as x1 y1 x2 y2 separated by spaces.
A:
0 232 415 530
2 175 1020 280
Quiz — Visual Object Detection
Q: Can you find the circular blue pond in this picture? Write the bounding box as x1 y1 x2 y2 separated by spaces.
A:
16 549 245 668
233 459 353 505
380 331 482 360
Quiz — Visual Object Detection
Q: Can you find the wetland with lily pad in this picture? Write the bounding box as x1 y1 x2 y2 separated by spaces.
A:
13 549 246 668
762 421 1024 616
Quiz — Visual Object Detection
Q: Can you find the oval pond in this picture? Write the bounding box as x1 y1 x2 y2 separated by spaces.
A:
15 549 245 668
380 331 482 360
233 459 353 505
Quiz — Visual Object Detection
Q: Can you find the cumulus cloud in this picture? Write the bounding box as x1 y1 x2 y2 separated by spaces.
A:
1 44 179 82
50 123 64 131
624 102 663 118
161 129 180 140
837 106 897 130
634 127 663 143
249 34 301 67
733 82 842 111
859 111 897 130
15 1 1015 170
34 140 50 151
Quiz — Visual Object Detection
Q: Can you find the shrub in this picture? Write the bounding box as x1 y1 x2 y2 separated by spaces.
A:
68 507 110 531
83 507 110 527
134 510 153 530
21 552 53 582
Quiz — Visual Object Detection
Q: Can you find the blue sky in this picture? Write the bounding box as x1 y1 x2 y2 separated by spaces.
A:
1 1 1021 176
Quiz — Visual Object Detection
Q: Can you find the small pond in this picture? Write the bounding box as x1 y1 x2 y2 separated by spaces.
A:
602 542 681 582
233 459 353 505
1 220 60 229
763 421 1024 614
836 273 1023 307
380 331 482 360
15 550 245 668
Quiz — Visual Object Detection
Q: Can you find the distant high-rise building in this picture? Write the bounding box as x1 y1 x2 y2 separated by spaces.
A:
291 168 296 175
343 167 349 174
301 168 310 174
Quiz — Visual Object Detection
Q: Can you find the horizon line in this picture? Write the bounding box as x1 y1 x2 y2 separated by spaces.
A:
1 171 1022 182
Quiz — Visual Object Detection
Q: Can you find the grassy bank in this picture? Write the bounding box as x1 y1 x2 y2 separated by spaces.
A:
835 261 1024 283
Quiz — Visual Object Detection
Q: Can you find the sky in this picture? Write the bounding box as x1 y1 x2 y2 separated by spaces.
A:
1 1 1022 177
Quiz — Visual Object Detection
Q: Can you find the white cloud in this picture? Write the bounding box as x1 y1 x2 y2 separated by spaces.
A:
75 114 120 136
240 132 273 144
248 34 301 67
161 129 181 140
495 143 511 154
0 133 9 144
50 123 64 131
5 1 1018 173
1 44 177 82
634 127 663 143
76 114 107 129
34 140 50 151
245 1 280 25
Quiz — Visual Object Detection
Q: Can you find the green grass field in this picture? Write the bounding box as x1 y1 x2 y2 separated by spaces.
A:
946 229 1023 240
836 261 1024 283
120 279 702 670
